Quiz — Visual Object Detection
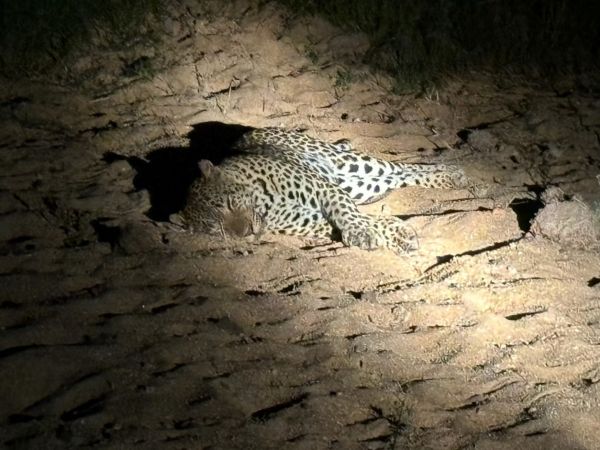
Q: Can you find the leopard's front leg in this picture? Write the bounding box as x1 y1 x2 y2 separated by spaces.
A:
317 187 418 253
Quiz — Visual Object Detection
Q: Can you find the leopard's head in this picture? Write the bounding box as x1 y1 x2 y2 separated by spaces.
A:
181 160 261 237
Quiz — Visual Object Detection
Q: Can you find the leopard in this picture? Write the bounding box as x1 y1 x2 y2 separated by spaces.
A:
180 127 469 253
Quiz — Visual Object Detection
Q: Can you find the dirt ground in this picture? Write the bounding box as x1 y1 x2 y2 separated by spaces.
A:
2 1 600 449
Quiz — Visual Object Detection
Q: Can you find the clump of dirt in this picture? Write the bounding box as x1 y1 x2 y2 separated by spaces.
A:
531 186 600 249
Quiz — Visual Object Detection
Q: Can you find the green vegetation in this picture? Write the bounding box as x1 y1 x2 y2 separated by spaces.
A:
304 43 319 65
0 0 162 77
277 0 600 90
334 68 354 90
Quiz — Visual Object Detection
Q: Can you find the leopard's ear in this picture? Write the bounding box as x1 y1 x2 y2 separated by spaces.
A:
199 160 218 179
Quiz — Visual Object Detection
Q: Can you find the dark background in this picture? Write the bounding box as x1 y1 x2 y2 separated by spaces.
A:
2 0 600 89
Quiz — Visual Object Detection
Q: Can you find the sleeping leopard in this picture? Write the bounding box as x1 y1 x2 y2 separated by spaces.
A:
181 127 469 253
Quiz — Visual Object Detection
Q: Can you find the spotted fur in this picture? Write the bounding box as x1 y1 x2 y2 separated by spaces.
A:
182 128 469 253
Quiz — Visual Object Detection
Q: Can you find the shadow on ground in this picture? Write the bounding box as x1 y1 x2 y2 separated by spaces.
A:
105 122 251 221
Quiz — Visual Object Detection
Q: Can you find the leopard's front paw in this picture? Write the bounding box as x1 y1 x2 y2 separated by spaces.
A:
341 227 383 250
372 216 419 253
341 217 418 253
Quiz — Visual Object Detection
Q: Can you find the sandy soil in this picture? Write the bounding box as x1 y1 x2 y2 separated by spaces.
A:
1 1 600 449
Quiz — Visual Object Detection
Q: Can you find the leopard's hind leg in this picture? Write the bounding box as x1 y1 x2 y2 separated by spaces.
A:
336 165 469 205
